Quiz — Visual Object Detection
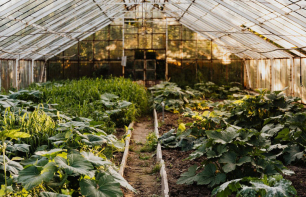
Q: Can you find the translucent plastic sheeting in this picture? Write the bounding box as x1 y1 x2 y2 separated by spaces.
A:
0 0 126 60
0 59 44 91
1 0 306 60
245 58 306 103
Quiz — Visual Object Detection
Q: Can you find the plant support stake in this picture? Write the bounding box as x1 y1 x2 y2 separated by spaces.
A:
162 101 165 122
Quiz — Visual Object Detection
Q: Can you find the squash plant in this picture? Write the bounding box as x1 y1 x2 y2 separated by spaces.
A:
159 87 305 195
0 87 139 196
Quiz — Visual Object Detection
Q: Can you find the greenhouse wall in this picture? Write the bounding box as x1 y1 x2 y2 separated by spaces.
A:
245 58 306 103
0 60 46 91
47 14 244 87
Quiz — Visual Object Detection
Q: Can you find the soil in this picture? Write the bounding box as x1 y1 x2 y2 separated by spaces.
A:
123 117 161 197
157 111 306 197
284 166 306 197
157 112 193 135
112 128 126 167
114 127 126 140
163 149 211 197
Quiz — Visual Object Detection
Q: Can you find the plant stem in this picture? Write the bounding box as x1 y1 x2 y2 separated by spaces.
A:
2 138 7 196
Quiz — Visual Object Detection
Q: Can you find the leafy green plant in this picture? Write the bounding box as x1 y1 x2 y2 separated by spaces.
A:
194 81 246 100
149 82 204 112
0 110 31 196
140 133 158 152
212 175 297 197
30 77 150 128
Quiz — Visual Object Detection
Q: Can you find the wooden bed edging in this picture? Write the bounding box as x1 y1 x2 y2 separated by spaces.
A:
154 109 170 197
119 121 134 176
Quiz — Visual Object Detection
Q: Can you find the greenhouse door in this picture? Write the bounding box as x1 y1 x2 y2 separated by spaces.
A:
134 60 156 81
125 50 157 83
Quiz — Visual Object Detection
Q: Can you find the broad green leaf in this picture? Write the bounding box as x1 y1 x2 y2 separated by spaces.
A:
250 179 297 197
107 167 136 192
219 152 237 173
81 152 111 166
0 155 23 174
21 155 48 166
81 135 107 146
100 93 119 101
206 144 227 159
261 124 284 136
176 165 199 185
7 144 30 153
206 128 239 144
55 154 94 177
80 173 122 197
197 164 226 187
35 149 65 158
18 162 57 190
117 101 132 109
283 145 304 165
237 186 257 197
3 129 31 139
211 179 242 196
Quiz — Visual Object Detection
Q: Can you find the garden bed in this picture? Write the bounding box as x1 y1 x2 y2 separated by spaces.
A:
163 149 211 196
157 110 306 197
157 112 193 135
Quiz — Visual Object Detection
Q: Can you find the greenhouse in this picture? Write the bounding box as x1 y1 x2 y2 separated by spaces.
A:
0 0 306 196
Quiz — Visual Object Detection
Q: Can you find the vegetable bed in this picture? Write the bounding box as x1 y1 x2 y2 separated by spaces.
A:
152 82 306 197
158 108 306 197
0 77 149 197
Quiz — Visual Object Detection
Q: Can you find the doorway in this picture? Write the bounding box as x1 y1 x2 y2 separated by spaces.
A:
125 50 158 81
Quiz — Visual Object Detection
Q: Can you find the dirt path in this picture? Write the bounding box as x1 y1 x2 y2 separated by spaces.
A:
123 117 161 197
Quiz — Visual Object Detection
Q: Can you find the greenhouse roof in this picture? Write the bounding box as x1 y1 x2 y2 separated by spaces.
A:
1 0 306 60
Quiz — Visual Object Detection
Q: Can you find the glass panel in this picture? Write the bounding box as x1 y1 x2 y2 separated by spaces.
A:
139 34 152 49
125 21 139 34
94 41 108 60
153 20 166 33
147 60 156 69
109 41 122 59
183 41 197 59
135 71 144 80
182 26 197 40
80 41 93 61
95 27 109 40
198 40 211 59
126 60 134 69
135 60 144 69
83 34 94 41
168 41 182 59
124 34 138 49
64 44 78 60
168 25 181 40
156 50 166 60
124 69 134 79
146 70 155 80
125 50 135 59
110 26 122 40
153 34 165 49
